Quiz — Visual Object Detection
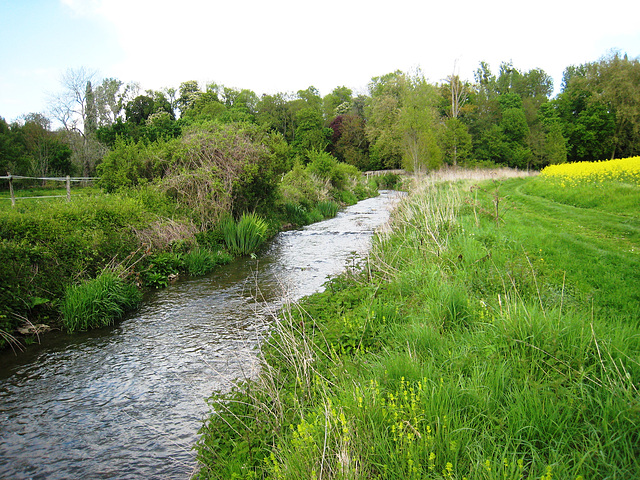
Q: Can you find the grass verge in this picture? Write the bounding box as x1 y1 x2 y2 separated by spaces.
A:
195 171 640 479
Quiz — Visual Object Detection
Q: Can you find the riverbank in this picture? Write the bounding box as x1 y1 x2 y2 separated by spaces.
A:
0 163 394 351
0 190 403 479
195 168 640 478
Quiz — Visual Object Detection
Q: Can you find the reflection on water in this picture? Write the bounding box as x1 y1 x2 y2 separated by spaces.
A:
0 191 402 479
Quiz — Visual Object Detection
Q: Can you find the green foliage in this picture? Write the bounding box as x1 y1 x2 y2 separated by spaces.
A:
329 114 371 170
183 248 232 276
315 200 339 219
97 136 181 192
371 172 402 190
291 107 331 156
0 192 160 338
161 122 288 228
196 174 640 479
281 202 311 226
61 272 141 333
222 212 268 256
142 252 183 288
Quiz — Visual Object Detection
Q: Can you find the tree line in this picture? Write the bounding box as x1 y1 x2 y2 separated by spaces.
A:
1 51 639 180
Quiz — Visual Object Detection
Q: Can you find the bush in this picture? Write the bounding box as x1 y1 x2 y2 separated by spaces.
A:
142 252 183 288
372 172 402 189
61 272 141 333
334 189 358 205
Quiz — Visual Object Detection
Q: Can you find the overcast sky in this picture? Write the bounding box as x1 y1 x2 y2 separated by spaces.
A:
1 0 639 123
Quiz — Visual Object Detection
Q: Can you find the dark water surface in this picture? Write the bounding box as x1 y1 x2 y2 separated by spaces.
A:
0 191 402 479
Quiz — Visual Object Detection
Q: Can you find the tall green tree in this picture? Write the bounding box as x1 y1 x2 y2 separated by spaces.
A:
365 71 406 169
584 52 640 158
256 92 295 142
329 114 370 170
291 108 331 157
323 86 353 122
398 73 442 172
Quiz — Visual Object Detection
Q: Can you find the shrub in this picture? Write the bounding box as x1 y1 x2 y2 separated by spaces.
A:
335 189 358 205
142 252 183 288
61 272 141 333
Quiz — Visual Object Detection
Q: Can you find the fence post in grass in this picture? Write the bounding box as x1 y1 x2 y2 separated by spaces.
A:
66 175 71 202
8 172 15 207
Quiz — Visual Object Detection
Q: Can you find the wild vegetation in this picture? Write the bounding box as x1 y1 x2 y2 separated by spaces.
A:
195 164 639 479
1 51 639 354
0 152 374 348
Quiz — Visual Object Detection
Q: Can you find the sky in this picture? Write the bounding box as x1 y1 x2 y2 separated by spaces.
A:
1 0 639 124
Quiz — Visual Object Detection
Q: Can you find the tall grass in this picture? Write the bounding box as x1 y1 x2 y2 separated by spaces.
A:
222 212 269 256
61 272 142 333
183 248 233 276
196 172 640 479
316 200 339 219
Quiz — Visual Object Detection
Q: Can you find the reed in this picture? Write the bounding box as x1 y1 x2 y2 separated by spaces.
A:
316 200 339 219
61 272 142 333
222 212 269 256
183 248 232 276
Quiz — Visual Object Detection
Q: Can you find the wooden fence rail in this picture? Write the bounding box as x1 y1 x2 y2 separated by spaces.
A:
1 174 98 207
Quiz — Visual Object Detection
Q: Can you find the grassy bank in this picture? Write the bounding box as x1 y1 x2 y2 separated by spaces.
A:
1 163 382 349
195 167 640 479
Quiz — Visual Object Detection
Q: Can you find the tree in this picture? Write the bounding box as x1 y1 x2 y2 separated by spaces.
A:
177 80 202 117
467 61 554 168
323 86 353 122
329 114 370 170
554 63 617 162
49 67 110 176
125 95 156 125
365 71 406 169
0 117 29 175
444 63 469 119
585 52 640 158
94 77 125 126
49 67 97 134
84 81 97 135
398 73 442 172
256 92 295 142
441 118 471 166
292 108 331 158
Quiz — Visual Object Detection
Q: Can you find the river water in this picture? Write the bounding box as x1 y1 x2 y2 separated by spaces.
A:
0 191 401 480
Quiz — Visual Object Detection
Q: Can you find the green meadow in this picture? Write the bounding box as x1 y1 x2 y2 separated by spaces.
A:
196 172 640 479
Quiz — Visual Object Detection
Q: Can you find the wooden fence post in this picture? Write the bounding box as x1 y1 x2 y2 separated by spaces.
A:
8 173 15 207
66 175 71 202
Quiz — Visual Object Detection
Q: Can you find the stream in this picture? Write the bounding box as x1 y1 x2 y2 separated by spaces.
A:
0 191 401 479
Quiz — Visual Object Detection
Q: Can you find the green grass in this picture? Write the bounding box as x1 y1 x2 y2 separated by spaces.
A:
183 248 233 276
222 212 269 256
61 271 142 333
316 200 340 219
195 173 640 479
0 185 101 209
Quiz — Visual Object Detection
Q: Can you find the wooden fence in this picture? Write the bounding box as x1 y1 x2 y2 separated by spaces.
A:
0 174 97 207
362 169 407 179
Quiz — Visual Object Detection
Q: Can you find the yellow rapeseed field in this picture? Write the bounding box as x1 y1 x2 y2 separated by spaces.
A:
540 156 640 185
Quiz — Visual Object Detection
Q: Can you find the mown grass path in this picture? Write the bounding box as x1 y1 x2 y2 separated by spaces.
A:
499 178 640 319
